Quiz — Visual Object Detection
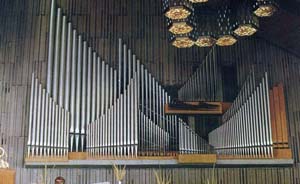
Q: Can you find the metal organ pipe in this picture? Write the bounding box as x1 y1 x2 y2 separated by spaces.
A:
65 23 72 111
27 3 214 157
46 0 55 94
59 16 67 107
209 72 273 158
53 8 61 102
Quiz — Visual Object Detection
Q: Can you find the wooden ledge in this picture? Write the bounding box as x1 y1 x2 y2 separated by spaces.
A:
87 155 177 160
68 152 88 160
177 154 217 164
165 102 232 115
274 148 292 159
25 156 68 162
217 148 293 160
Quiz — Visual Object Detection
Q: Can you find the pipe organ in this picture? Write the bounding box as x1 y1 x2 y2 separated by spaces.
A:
209 70 290 158
178 47 222 102
26 0 213 161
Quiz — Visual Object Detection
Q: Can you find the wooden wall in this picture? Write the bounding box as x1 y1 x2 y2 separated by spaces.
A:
1 0 300 183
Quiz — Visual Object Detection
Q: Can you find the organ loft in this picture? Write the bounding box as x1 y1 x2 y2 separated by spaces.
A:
0 0 299 183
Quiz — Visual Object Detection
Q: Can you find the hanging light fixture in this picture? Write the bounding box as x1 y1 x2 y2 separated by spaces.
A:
169 22 194 34
234 3 259 37
189 0 208 3
163 0 193 20
167 12 195 35
253 0 278 17
170 32 195 48
216 6 237 46
194 14 216 47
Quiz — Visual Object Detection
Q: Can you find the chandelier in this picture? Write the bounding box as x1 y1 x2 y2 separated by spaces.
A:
253 0 278 17
170 32 195 48
233 2 259 37
194 15 216 47
163 0 193 20
162 0 278 48
216 6 237 46
167 11 196 35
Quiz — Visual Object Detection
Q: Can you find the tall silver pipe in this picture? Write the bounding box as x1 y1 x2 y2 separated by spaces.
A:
81 41 87 151
46 0 56 94
110 68 113 108
53 8 61 102
43 93 49 155
40 89 46 156
64 23 72 111
47 97 53 155
113 70 117 104
87 47 92 126
127 82 131 155
130 78 134 156
59 16 67 107
128 49 131 80
64 112 70 156
97 57 101 118
75 35 82 151
35 84 42 155
123 44 127 89
54 104 59 155
101 61 105 115
118 39 122 96
105 64 109 114
69 29 77 152
50 100 55 155
92 52 97 121
120 94 124 155
27 73 35 156
58 108 64 155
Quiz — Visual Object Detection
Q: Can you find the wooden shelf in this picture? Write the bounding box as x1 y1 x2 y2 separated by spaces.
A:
165 101 231 115
178 154 217 164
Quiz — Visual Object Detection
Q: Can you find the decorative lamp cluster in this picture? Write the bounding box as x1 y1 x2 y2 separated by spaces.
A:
162 0 278 48
163 0 193 20
194 15 216 47
216 6 237 46
233 2 259 37
253 0 278 17
167 11 196 35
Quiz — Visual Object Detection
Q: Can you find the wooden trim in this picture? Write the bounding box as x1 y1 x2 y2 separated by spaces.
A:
164 102 232 115
25 156 68 162
68 152 88 160
270 89 278 145
273 86 284 146
278 83 289 145
273 148 292 159
177 154 217 164
88 156 177 160
0 169 15 184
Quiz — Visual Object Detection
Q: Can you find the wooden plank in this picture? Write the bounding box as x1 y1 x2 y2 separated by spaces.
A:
68 152 88 160
0 169 15 184
278 83 289 146
164 102 231 115
24 156 68 162
269 89 278 147
177 154 217 164
273 86 284 147
273 149 292 159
